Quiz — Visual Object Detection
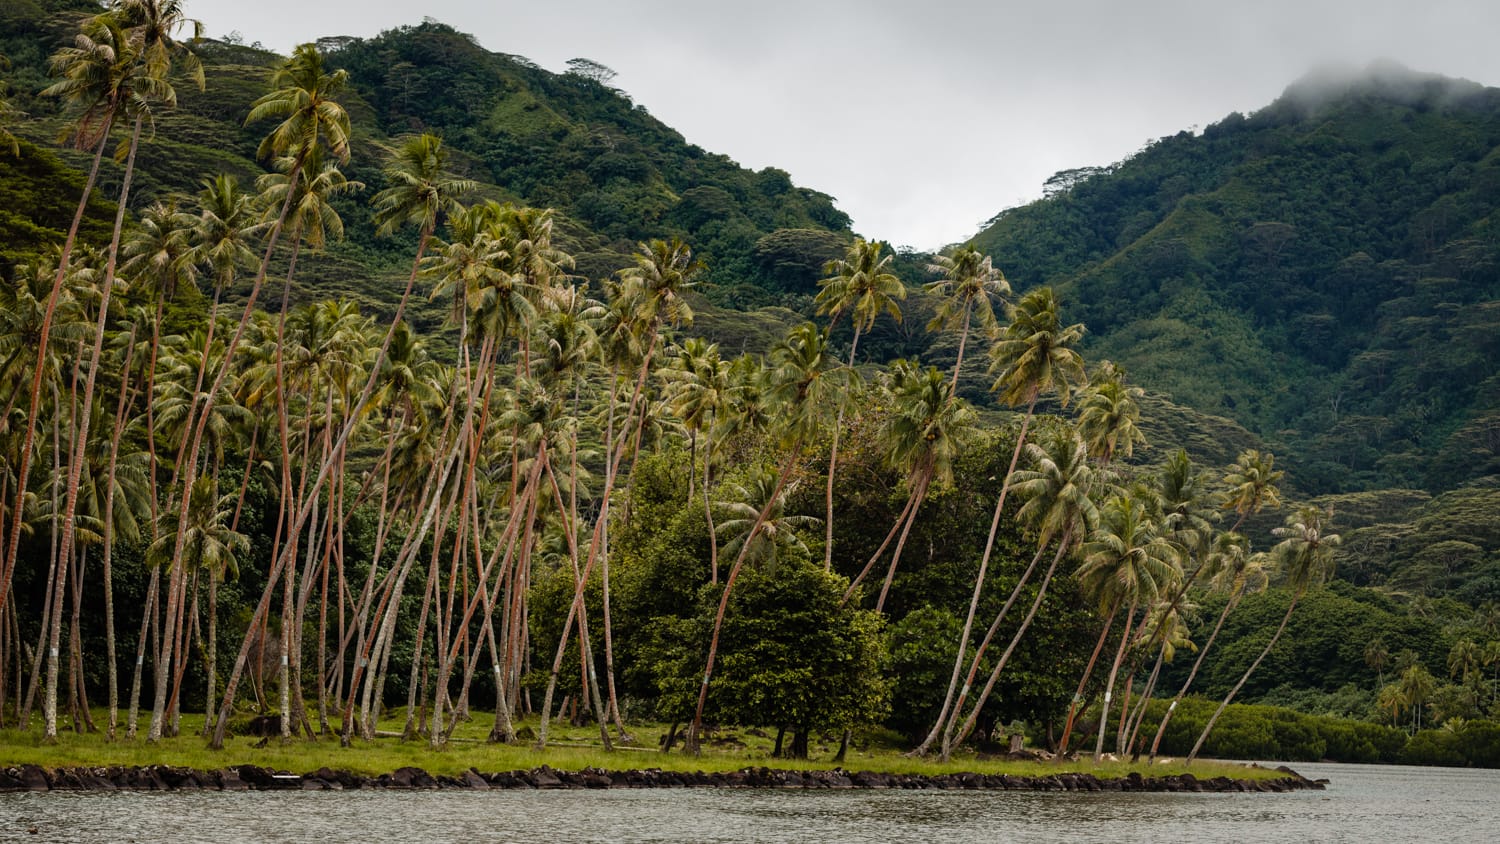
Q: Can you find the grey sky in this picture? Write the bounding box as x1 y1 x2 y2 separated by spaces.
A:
188 0 1500 250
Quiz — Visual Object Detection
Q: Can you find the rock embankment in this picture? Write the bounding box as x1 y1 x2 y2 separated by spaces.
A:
0 764 1323 793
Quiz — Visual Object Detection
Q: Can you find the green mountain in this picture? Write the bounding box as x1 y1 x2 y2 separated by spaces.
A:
1 5 850 337
970 61 1500 497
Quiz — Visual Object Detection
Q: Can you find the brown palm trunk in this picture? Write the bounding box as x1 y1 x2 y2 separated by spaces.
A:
0 115 114 631
1187 590 1301 764
945 532 1072 760
1149 588 1243 763
823 324 861 570
1056 604 1117 757
1093 598 1138 761
913 395 1038 756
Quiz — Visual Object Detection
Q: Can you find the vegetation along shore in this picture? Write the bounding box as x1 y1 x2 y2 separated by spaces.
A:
0 0 1495 780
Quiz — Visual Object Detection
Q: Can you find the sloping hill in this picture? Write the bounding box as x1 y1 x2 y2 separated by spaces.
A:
972 62 1500 494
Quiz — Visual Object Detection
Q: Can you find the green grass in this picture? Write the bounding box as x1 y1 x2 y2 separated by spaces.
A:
0 709 1282 782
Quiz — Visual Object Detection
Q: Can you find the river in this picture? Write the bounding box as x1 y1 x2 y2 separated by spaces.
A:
1 762 1494 842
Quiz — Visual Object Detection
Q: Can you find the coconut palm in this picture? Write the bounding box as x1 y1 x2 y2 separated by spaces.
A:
4 11 165 654
662 339 730 579
1188 506 1339 763
924 243 1009 390
916 286 1086 756
1076 362 1146 468
844 361 978 613
1221 449 1284 532
942 425 1099 760
815 238 905 569
42 4 202 737
1449 639 1481 684
1146 534 1267 762
1057 489 1182 756
714 470 821 570
1071 491 1180 760
686 322 847 753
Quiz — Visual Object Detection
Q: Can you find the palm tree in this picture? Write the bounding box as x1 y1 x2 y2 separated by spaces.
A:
42 2 201 741
1390 664 1437 734
714 470 821 570
662 339 729 580
1146 534 1267 762
844 361 978 613
1449 639 1481 684
942 425 1098 760
1057 488 1181 756
686 322 847 753
924 243 1009 390
1188 506 1339 763
1364 638 1390 691
916 286 1086 756
815 238 905 569
1072 491 1180 760
1221 449 1284 532
1076 362 1146 468
3 11 161 645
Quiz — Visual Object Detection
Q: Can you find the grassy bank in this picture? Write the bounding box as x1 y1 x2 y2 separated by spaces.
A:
0 710 1283 782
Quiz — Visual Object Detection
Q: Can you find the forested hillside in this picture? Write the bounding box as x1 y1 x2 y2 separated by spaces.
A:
972 62 1500 497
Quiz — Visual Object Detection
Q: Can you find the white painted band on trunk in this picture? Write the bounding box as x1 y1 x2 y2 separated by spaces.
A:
50 648 58 658
1104 691 1112 703
281 655 289 666
1168 700 1177 711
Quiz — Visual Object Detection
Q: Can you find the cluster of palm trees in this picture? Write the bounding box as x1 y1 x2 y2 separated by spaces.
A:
0 1 1343 761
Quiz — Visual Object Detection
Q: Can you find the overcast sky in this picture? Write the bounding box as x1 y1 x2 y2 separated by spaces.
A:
186 0 1500 250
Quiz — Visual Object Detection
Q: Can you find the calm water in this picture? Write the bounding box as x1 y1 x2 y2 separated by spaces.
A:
0 762 1495 842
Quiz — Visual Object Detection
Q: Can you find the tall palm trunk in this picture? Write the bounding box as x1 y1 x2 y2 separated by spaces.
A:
1093 598 1138 761
212 219 438 749
1187 589 1302 764
685 447 801 754
842 490 918 603
45 115 144 741
100 325 138 740
947 301 973 393
1056 604 1116 757
944 532 1072 760
1148 585 1240 762
823 324 861 570
875 470 932 614
0 116 113 627
913 394 1038 756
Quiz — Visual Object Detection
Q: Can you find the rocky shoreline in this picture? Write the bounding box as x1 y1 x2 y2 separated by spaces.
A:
0 763 1324 793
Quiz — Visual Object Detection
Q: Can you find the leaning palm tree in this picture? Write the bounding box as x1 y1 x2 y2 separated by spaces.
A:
3 11 163 648
685 322 847 753
42 3 201 742
714 470 821 571
1076 361 1146 468
1221 449 1284 532
941 425 1099 760
662 339 730 579
1071 491 1180 761
915 286 1086 756
1146 534 1267 762
844 361 978 613
815 237 905 569
924 243 1009 390
1188 506 1339 763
